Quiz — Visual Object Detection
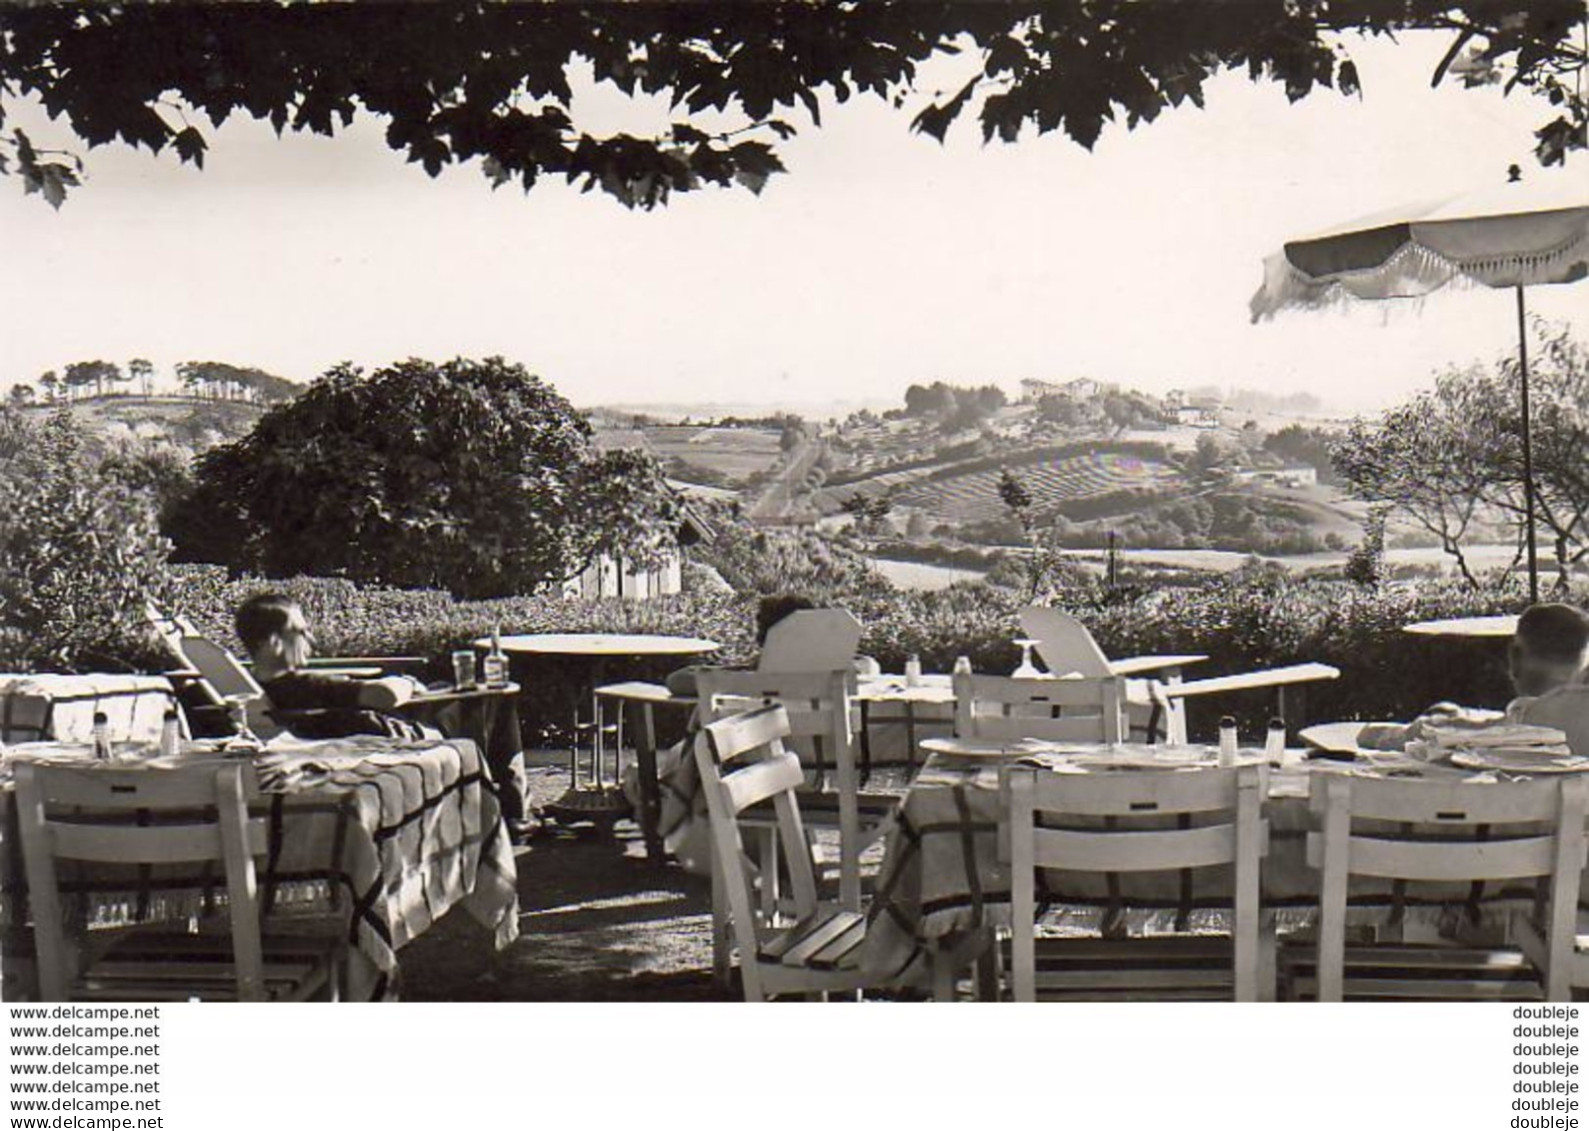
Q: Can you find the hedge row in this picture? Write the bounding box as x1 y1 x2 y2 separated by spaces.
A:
162 564 1571 745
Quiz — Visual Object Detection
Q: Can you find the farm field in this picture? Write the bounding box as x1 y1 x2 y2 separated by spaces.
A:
871 557 986 590
892 450 1182 522
638 425 783 482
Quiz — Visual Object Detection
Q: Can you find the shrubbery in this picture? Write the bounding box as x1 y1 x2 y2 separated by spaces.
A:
0 409 174 672
158 562 1558 743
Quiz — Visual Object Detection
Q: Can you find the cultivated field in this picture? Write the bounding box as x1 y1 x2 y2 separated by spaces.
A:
639 425 784 482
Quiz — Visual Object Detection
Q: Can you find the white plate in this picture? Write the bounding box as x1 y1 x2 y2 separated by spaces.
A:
919 737 1047 759
1060 746 1222 771
1449 748 1589 774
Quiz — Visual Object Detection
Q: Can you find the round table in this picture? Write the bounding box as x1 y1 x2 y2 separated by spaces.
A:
1402 615 1519 638
476 634 720 840
479 633 721 658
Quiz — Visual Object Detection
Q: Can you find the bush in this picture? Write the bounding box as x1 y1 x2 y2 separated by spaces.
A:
159 561 1564 746
0 410 173 672
167 357 680 598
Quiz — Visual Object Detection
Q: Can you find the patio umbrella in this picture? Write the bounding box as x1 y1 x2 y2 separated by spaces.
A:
1249 179 1589 601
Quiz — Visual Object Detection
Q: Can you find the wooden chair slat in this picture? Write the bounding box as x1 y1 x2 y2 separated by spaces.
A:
721 755 810 817
49 820 269 865
1024 764 1255 816
1031 823 1243 873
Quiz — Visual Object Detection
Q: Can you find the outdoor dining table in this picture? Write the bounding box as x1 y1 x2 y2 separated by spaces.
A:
854 673 955 781
481 633 720 839
1403 615 1520 638
857 741 1581 995
0 734 520 1002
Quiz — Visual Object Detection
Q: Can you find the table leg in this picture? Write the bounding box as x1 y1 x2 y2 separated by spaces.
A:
858 700 873 786
630 700 665 861
905 703 918 772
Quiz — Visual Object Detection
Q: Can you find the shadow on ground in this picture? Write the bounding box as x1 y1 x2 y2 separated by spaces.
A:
398 763 732 1002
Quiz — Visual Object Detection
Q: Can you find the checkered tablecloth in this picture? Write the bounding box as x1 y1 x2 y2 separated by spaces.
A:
859 752 1571 984
0 737 519 1001
0 675 178 745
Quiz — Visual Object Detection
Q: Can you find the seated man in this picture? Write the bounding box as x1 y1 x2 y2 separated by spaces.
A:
237 593 534 839
236 593 433 740
1503 602 1589 753
1360 603 1589 752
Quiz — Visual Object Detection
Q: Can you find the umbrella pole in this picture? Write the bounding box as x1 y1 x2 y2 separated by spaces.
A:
1516 284 1539 603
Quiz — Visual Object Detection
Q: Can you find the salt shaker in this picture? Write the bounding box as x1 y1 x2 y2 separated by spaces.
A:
1264 717 1287 762
904 654 923 688
1217 715 1239 768
160 708 182 759
92 711 112 761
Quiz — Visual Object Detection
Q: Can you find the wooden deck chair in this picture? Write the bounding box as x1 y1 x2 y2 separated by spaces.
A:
696 669 894 978
756 609 864 673
694 704 882 1001
1020 605 1339 742
1294 772 1587 1002
14 760 341 1002
145 604 278 739
1003 763 1270 1001
953 672 1132 745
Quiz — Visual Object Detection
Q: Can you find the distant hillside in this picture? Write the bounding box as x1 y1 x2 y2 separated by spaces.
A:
22 395 268 453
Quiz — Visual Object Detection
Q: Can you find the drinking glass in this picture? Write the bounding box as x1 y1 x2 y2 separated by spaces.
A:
452 649 477 689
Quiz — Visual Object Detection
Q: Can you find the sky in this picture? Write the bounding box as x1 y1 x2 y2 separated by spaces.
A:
0 28 1584 415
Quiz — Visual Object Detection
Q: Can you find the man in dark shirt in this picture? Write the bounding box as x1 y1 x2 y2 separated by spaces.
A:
236 593 533 839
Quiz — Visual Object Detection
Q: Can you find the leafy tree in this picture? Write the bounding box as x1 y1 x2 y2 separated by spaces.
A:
165 356 682 599
63 359 121 399
0 408 172 671
1343 505 1389 588
841 491 892 535
1 4 1581 209
175 360 299 403
7 382 33 406
1263 423 1338 485
128 357 155 397
1335 323 1589 588
1190 432 1226 475
37 370 57 401
1332 393 1489 586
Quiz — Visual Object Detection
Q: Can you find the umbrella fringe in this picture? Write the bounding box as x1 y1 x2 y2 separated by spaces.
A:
1252 223 1589 321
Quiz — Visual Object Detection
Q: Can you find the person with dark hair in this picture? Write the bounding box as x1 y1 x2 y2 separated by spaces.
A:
236 593 533 840
1503 603 1589 753
236 593 428 720
1361 602 1589 752
631 593 844 872
662 593 818 697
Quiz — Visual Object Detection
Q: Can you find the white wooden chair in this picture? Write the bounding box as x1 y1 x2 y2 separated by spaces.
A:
14 760 341 1002
696 668 896 979
755 609 864 673
953 671 1132 744
1003 763 1269 1001
1019 605 1340 742
1297 772 1587 1001
694 703 882 1002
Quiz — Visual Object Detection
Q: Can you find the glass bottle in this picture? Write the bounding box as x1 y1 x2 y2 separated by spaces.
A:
953 655 973 676
904 654 923 688
483 626 508 688
1217 715 1239 768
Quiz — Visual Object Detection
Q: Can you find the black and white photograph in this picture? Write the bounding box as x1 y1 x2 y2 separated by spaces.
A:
1 0 1586 1065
